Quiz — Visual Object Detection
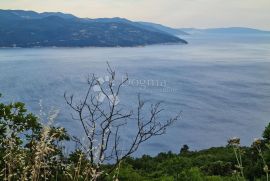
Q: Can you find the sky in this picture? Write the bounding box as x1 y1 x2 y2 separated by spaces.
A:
0 0 270 30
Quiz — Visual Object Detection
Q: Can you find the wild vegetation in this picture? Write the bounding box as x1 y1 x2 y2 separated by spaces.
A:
0 66 269 180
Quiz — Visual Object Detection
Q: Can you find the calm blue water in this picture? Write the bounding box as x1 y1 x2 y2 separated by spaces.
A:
0 34 270 155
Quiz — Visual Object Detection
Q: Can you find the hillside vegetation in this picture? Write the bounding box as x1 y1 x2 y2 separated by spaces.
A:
1 92 270 180
0 10 187 47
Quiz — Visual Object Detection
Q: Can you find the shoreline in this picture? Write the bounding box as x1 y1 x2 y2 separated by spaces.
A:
0 42 187 49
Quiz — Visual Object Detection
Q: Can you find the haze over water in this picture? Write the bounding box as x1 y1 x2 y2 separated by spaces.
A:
0 33 270 155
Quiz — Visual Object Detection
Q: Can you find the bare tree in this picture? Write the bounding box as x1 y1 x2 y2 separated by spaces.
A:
64 63 181 178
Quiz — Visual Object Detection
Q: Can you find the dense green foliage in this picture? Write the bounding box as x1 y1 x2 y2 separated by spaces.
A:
115 148 243 180
0 94 270 180
112 128 270 181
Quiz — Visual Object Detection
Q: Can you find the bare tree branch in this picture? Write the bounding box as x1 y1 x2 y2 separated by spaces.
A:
64 63 181 178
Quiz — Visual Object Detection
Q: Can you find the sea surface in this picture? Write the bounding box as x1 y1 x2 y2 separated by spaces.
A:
0 33 270 155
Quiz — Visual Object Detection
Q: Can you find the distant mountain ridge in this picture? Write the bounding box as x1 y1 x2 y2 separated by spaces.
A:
84 18 188 36
179 27 270 35
0 9 187 48
0 10 77 20
138 22 189 35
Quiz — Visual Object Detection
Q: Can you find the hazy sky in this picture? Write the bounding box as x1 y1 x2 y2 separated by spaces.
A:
1 0 269 30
